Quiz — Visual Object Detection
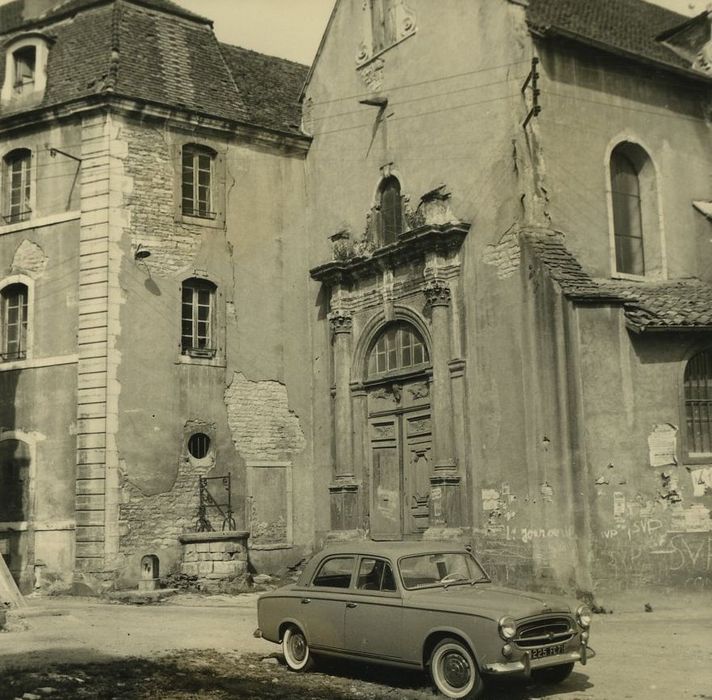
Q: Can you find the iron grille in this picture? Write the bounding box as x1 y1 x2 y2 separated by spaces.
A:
195 474 236 532
514 616 574 648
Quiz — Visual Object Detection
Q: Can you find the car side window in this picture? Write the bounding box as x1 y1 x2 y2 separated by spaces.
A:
312 556 355 588
357 557 397 592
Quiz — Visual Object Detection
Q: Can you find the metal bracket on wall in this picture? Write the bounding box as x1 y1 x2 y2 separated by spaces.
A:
521 57 542 129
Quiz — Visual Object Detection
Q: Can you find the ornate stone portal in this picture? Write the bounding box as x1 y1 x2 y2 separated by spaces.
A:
311 186 469 540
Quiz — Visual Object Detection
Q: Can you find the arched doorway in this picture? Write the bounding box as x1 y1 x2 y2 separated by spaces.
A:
365 321 432 539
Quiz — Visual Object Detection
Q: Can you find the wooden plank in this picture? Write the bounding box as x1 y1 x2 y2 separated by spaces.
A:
0 553 26 608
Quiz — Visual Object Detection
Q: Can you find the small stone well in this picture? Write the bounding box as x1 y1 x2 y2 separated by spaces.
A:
178 531 249 589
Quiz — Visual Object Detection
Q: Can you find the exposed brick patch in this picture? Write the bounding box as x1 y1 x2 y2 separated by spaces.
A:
224 372 306 462
118 453 208 553
122 121 207 276
482 227 520 279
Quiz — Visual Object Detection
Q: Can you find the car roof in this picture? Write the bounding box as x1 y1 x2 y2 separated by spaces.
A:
314 541 469 558
296 541 474 585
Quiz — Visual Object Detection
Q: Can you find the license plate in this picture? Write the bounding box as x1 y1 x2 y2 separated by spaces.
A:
531 643 565 659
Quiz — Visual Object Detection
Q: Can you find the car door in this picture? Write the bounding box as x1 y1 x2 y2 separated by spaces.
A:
343 556 403 660
300 555 355 651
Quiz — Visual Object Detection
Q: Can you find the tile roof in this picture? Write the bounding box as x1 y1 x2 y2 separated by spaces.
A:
522 231 626 301
524 232 712 332
0 0 209 34
598 279 712 332
219 43 308 135
526 0 698 75
0 0 308 135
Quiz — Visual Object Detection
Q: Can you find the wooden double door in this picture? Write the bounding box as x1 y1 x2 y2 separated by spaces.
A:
368 378 432 539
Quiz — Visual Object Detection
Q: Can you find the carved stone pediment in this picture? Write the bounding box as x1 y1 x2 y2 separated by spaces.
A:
310 221 469 286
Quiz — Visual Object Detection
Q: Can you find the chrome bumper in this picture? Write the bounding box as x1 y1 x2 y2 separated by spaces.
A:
484 645 596 675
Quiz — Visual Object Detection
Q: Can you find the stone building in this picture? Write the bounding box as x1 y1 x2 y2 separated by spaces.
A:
1 0 711 595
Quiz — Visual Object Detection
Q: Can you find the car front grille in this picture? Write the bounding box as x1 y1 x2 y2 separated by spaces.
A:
514 616 575 647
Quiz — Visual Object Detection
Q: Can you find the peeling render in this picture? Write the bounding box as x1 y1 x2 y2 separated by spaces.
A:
224 372 306 463
482 225 520 279
11 240 47 276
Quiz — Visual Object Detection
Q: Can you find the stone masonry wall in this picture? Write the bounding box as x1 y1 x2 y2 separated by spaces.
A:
180 533 248 590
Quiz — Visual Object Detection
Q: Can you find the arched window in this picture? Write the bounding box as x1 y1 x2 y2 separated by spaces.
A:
181 278 216 358
1 282 28 361
181 145 216 219
3 149 32 224
610 143 656 276
368 321 429 377
684 349 712 456
378 176 403 245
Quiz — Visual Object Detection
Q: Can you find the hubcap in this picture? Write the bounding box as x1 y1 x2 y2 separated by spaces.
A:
442 651 471 689
290 634 306 661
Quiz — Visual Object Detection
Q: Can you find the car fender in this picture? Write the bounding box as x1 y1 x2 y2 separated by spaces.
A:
277 616 309 643
421 624 481 668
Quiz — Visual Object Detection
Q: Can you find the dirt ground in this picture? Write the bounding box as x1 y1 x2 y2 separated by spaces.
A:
1 590 711 699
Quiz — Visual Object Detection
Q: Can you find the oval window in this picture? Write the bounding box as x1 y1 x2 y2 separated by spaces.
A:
188 433 211 459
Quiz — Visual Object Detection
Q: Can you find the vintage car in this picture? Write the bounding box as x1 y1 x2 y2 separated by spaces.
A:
255 542 593 699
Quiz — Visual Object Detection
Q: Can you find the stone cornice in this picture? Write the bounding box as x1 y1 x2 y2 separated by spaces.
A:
0 94 311 153
310 222 470 286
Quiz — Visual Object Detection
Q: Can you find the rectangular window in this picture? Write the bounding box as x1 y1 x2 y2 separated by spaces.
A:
2 284 28 361
4 151 32 224
181 279 216 358
13 47 35 89
312 556 355 588
357 558 397 591
182 146 215 219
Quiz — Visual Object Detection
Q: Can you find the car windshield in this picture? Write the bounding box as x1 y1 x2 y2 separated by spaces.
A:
398 552 489 589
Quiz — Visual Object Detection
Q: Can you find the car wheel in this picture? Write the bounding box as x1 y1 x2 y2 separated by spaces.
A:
282 625 313 672
430 638 483 699
532 662 575 684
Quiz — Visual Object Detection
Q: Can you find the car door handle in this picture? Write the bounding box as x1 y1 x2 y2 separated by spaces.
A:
346 602 358 608
301 598 311 604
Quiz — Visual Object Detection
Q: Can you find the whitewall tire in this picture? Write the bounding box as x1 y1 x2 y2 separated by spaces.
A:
282 625 312 671
430 638 483 699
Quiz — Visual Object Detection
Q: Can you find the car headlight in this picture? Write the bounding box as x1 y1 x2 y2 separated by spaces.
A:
576 604 592 629
498 616 517 640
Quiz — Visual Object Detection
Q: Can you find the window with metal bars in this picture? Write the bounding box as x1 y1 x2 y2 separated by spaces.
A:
3 149 32 224
181 145 215 219
181 278 216 358
684 350 712 456
368 322 429 377
1 283 28 361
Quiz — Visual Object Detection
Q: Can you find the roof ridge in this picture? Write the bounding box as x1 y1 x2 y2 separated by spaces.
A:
219 41 309 70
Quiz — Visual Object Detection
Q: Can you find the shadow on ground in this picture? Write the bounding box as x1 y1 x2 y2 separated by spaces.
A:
0 649 594 700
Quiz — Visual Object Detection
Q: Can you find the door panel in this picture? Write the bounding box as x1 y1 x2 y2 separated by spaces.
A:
344 596 403 659
370 417 401 540
404 412 432 534
301 594 349 651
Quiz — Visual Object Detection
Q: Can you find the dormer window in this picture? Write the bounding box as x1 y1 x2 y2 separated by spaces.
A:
1 35 50 105
13 46 36 91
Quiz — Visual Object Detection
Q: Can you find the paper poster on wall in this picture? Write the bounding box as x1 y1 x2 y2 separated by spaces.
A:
690 467 712 498
648 424 677 467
